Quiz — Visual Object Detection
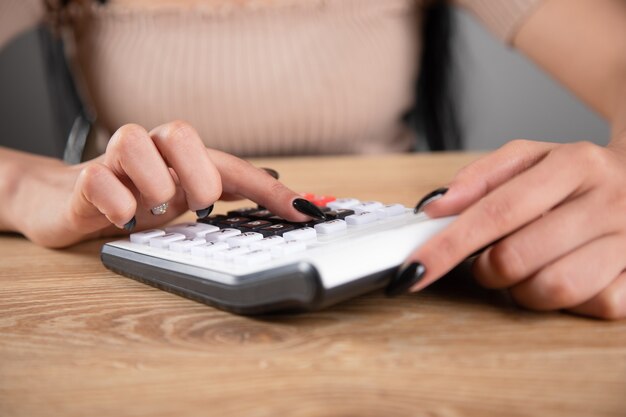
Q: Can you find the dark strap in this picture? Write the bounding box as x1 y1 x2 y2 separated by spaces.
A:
40 0 105 163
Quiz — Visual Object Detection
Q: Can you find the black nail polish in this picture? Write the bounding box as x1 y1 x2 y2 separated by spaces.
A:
292 198 327 220
123 216 136 232
196 204 214 219
385 262 426 297
261 167 280 180
414 187 448 214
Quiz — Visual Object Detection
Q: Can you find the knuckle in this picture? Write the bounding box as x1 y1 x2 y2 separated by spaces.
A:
77 163 109 192
565 141 605 165
108 124 147 155
593 291 625 320
536 269 578 308
162 120 199 146
488 241 526 284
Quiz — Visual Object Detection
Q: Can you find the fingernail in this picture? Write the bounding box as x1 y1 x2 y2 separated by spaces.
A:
385 262 426 297
123 216 136 232
261 167 280 180
414 187 448 214
292 198 327 220
196 204 214 219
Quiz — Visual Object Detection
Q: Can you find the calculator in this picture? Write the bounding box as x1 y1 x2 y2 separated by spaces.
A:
101 195 455 314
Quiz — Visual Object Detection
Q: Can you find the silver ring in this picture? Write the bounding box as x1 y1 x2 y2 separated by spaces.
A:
150 202 169 216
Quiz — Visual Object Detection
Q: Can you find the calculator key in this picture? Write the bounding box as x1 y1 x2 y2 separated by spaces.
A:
258 223 295 236
271 241 306 257
227 207 261 217
312 196 337 206
197 215 226 225
165 223 219 238
190 241 229 257
295 218 327 228
301 193 336 207
352 201 384 214
149 233 186 249
266 215 287 224
325 208 355 220
170 238 207 253
130 229 165 244
283 227 317 242
213 246 251 261
218 217 251 227
226 232 264 247
249 235 285 250
248 209 274 219
376 204 407 219
204 228 242 242
234 249 272 266
345 212 378 226
326 198 360 210
239 220 273 230
314 219 347 234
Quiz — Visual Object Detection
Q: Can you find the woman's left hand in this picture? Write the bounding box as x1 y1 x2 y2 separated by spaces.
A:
393 138 626 320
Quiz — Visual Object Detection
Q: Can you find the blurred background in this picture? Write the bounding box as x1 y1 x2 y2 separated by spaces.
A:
0 7 609 159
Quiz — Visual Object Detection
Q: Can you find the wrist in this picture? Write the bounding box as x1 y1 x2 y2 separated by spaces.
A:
0 154 27 232
0 148 67 234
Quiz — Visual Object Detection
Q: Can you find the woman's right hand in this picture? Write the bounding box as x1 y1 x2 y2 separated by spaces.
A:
4 120 317 248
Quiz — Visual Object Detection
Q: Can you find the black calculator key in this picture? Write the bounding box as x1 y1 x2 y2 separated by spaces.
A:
258 223 295 237
239 220 273 230
227 208 261 217
218 217 251 227
197 215 227 225
326 209 355 220
319 206 332 213
266 215 286 223
248 209 274 219
290 219 326 228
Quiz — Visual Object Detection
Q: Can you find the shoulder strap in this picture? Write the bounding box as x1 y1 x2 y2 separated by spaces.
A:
40 0 104 163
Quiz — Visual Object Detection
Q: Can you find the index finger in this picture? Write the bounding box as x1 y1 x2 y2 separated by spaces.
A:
206 149 314 222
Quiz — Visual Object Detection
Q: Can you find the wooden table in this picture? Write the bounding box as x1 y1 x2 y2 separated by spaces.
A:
1 153 625 417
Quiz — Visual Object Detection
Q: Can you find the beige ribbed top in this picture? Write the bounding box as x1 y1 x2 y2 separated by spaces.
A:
1 0 543 156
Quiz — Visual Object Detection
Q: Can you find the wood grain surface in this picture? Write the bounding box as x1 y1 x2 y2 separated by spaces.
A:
1 153 625 417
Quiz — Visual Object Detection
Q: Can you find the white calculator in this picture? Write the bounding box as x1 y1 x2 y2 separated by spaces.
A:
101 195 455 314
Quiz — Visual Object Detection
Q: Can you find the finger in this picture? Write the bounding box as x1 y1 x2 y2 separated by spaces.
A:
406 147 584 292
508 234 626 311
69 163 137 230
104 124 177 208
150 121 221 212
473 191 616 289
567 271 626 320
423 140 557 217
206 149 312 222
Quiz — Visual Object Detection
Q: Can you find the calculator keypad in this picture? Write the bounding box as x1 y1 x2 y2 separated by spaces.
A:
131 197 409 265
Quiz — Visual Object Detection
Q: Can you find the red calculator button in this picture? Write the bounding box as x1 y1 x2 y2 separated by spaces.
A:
312 196 336 206
301 193 317 202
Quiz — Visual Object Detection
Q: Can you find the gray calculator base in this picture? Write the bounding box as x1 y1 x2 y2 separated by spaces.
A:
101 246 393 315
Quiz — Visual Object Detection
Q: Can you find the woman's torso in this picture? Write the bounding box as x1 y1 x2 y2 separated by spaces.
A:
70 0 422 156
